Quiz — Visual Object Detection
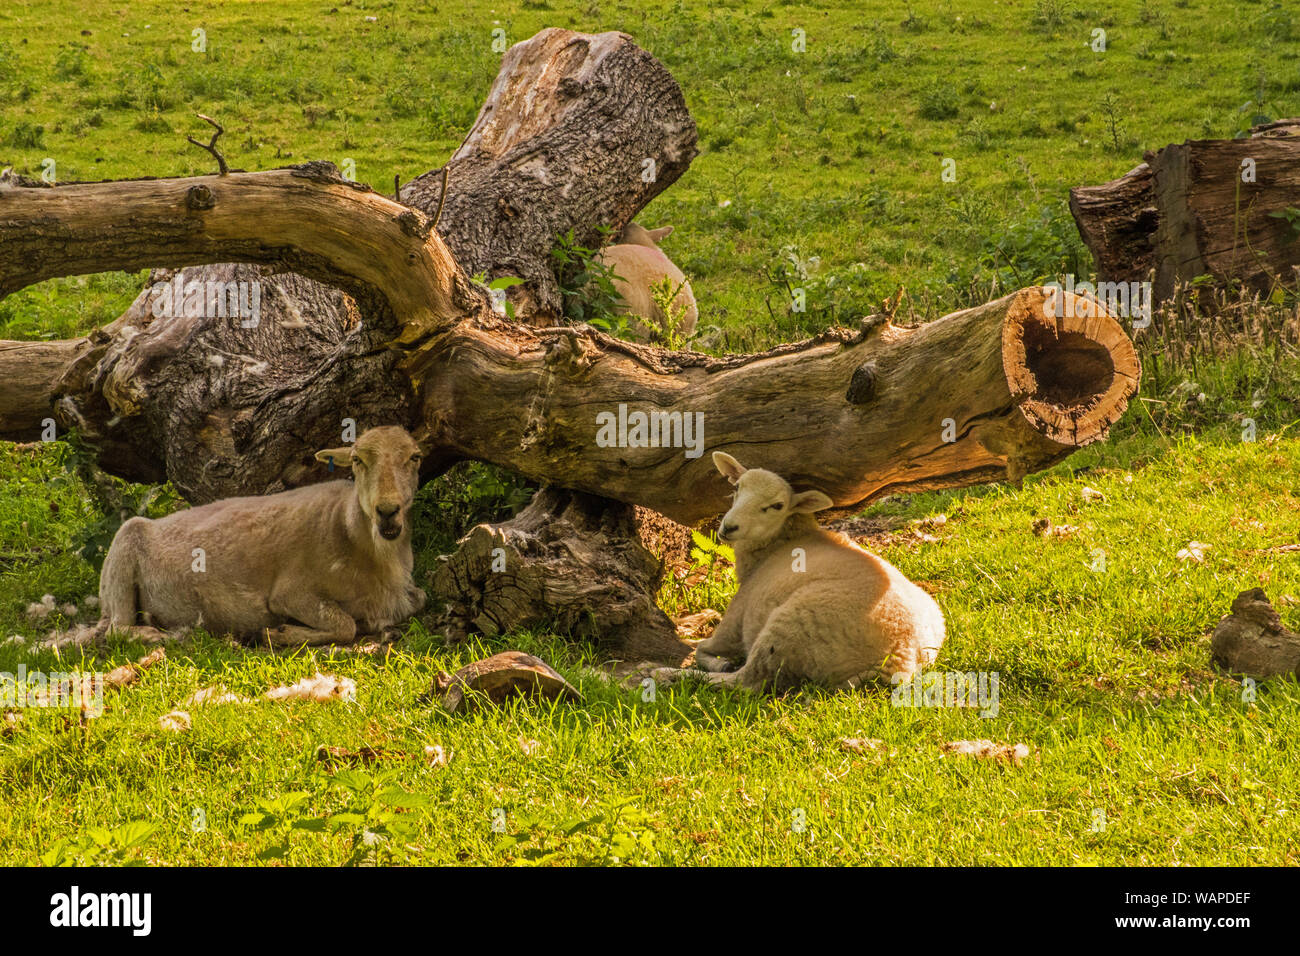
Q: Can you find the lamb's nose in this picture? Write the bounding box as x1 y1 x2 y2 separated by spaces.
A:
720 522 738 539
376 504 400 520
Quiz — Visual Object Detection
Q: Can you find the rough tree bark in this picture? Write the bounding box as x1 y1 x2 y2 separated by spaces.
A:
0 29 1139 658
1069 119 1300 301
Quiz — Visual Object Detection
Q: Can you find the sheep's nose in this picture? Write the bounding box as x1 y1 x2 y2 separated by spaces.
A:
376 504 400 520
720 522 738 540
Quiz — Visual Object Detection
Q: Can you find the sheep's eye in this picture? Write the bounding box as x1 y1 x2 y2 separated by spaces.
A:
410 454 422 464
764 502 783 512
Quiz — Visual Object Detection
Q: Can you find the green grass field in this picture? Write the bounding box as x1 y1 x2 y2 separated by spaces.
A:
3 0 1300 865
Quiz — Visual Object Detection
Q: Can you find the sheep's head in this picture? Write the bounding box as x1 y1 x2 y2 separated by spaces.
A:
619 221 674 247
315 426 423 543
713 452 833 548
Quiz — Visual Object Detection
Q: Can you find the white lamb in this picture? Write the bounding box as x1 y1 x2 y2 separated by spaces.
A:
595 222 698 342
672 452 946 692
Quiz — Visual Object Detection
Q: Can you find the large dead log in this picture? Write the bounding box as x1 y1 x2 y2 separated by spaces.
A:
0 28 1139 654
1070 119 1300 300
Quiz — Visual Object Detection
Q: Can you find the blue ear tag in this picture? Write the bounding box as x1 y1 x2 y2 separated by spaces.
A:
327 456 334 472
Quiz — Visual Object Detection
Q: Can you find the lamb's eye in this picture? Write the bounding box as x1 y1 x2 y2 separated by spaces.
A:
410 454 422 464
764 502 783 512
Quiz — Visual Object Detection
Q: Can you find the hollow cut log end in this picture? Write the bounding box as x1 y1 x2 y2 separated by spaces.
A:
1001 287 1141 448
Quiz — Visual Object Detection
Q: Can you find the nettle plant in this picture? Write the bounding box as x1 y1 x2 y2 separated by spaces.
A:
551 227 630 337
471 272 525 320
647 276 695 350
238 771 435 866
763 244 877 329
495 796 672 865
42 821 157 866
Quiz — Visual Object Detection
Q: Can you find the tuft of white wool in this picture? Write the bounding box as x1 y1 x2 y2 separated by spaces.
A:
187 684 247 706
25 595 56 620
688 452 946 693
159 710 192 732
264 672 357 703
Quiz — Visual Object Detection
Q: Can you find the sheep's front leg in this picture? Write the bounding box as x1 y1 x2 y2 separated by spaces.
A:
265 591 357 647
406 582 427 615
694 607 745 672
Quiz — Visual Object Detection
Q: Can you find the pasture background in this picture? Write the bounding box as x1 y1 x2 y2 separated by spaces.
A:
2 0 1299 865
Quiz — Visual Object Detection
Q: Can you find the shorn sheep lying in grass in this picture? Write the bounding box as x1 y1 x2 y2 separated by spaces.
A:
658 452 945 692
94 426 426 647
595 222 698 342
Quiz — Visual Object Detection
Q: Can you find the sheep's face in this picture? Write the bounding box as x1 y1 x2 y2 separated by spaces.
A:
713 452 833 548
315 426 423 543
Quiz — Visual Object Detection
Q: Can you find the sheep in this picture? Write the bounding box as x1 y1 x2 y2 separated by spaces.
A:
95 426 427 647
668 452 945 693
594 222 698 342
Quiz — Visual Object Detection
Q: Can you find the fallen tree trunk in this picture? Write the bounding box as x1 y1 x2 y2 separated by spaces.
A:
1070 119 1300 301
0 28 1139 654
0 162 1139 521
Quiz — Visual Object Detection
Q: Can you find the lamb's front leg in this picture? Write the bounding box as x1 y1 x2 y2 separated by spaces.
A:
646 666 743 688
694 605 745 672
265 590 357 647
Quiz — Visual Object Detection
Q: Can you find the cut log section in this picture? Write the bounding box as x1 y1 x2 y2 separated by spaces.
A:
431 487 693 663
1211 588 1300 681
1070 119 1300 300
428 650 582 713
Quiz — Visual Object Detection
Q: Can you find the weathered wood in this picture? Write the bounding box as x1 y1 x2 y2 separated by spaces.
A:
402 28 698 319
426 650 582 713
1070 120 1300 300
0 152 1139 523
1067 162 1156 286
412 286 1139 523
1211 588 1300 681
431 487 692 662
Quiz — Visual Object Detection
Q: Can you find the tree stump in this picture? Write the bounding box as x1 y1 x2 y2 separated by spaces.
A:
1069 119 1300 301
432 487 692 663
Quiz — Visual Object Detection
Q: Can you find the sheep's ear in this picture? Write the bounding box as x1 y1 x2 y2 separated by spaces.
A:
646 225 674 242
790 490 834 514
712 451 747 484
314 446 355 468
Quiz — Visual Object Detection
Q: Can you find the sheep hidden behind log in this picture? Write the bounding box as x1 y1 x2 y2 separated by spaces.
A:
594 222 698 343
83 426 427 648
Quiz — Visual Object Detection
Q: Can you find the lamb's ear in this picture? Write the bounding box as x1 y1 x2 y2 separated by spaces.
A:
314 446 355 468
790 490 834 514
646 225 674 242
712 451 747 484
